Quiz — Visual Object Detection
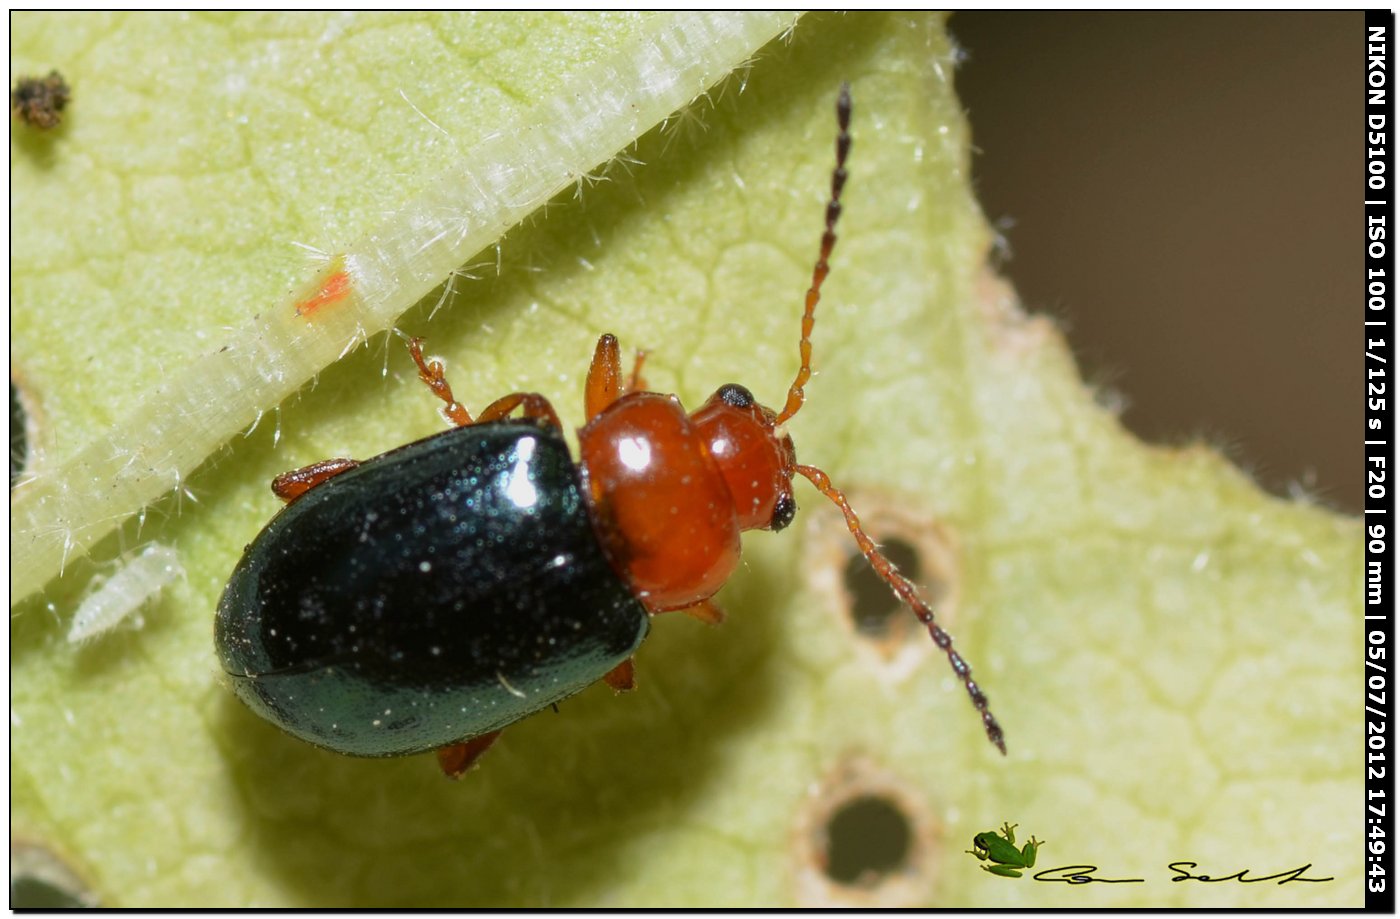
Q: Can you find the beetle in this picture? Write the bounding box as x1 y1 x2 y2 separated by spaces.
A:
216 84 1004 778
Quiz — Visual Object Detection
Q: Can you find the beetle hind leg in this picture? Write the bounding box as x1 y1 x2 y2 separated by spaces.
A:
436 730 503 779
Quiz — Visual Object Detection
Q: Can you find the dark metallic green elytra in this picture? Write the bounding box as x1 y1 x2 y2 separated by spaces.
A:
216 421 650 757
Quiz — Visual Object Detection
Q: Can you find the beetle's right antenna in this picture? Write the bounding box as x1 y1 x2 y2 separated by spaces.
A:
775 82 851 426
795 463 1007 754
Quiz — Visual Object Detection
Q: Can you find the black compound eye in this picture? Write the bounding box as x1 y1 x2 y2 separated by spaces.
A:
770 492 797 532
717 383 754 408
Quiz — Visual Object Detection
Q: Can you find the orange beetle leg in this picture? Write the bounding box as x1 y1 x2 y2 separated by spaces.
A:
436 730 503 779
407 337 474 428
585 333 625 421
602 658 636 692
680 599 725 625
271 458 360 504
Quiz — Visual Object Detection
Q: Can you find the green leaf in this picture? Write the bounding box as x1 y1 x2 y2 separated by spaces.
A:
11 12 1361 907
10 10 794 602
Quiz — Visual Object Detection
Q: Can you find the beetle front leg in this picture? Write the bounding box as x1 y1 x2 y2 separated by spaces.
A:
407 337 474 427
436 730 503 779
624 347 648 395
679 599 725 625
585 334 624 421
271 458 360 504
585 334 649 423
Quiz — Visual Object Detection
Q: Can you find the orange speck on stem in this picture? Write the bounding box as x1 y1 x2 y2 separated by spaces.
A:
295 265 352 317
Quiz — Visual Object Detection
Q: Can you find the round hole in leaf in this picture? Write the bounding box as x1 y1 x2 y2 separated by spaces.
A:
11 873 89 909
10 840 94 908
11 379 28 487
843 536 926 638
823 794 913 887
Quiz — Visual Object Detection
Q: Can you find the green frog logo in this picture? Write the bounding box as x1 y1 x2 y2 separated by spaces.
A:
966 822 1044 878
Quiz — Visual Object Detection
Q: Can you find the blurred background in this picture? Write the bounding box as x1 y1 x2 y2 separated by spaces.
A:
951 11 1359 512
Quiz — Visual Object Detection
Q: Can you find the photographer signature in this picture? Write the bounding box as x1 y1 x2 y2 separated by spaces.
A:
1032 863 1333 885
966 824 1333 885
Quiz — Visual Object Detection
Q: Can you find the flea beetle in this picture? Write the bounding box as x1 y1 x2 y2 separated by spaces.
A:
216 85 1004 778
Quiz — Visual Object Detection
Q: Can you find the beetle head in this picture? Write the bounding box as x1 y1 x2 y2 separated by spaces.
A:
690 383 797 533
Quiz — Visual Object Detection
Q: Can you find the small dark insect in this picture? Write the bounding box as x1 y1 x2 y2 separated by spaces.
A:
216 84 1005 779
11 70 70 130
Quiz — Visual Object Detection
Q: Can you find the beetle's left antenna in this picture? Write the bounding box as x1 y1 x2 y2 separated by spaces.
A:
775 82 851 426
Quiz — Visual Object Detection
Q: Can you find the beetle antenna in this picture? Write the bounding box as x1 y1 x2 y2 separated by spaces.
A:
795 463 1007 754
775 82 851 426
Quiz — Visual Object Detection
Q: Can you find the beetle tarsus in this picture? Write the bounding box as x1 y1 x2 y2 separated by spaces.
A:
407 337 474 428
